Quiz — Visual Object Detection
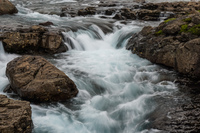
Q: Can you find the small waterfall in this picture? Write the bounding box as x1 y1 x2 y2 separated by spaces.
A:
0 41 6 61
62 24 141 51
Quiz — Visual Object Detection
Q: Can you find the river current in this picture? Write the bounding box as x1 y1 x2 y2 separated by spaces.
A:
0 0 193 133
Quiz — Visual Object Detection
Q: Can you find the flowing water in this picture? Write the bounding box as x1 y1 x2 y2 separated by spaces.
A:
0 0 190 133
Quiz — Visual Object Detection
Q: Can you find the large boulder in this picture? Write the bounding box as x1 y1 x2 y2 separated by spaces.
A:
1 25 67 54
127 13 200 79
6 55 79 102
0 0 18 15
0 94 32 133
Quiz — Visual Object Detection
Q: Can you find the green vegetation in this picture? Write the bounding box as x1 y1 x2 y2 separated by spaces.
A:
183 17 192 22
188 24 200 35
179 24 200 35
180 24 188 33
155 30 163 35
164 18 176 23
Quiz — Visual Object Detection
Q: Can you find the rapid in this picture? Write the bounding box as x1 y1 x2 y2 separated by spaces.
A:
0 0 191 132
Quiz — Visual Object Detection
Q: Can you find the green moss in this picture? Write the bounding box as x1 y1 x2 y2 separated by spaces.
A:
183 17 192 22
180 24 188 33
188 24 200 35
164 18 176 23
155 30 163 35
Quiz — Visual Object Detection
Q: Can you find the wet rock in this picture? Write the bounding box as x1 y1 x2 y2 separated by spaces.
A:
137 9 160 21
113 8 136 20
141 1 200 16
78 7 96 16
127 13 200 79
39 21 54 26
0 0 18 15
0 94 33 133
2 25 67 54
6 55 79 102
105 9 115 15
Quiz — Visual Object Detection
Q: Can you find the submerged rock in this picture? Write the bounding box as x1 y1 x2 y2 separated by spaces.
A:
0 94 32 133
6 55 79 102
0 0 18 15
1 25 67 54
127 13 200 79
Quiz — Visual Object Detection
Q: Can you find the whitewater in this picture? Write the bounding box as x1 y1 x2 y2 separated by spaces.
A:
0 0 192 132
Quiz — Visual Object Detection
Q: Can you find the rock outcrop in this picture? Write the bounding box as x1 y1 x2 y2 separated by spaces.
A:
1 25 67 54
127 13 200 79
6 55 79 102
0 94 32 133
0 0 18 15
60 1 200 21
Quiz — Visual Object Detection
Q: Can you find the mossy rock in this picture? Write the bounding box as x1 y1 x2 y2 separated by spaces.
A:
183 17 192 23
188 24 200 35
155 30 163 35
164 18 176 23
180 24 188 33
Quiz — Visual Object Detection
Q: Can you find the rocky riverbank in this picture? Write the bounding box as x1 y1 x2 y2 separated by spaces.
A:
2 0 200 133
127 12 200 79
127 9 200 133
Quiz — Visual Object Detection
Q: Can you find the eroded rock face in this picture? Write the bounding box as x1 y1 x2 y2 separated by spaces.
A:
6 55 79 102
0 0 18 15
1 25 67 54
0 94 32 133
127 13 200 79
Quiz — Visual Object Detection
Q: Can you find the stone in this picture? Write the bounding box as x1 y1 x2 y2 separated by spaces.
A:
0 0 18 15
2 25 67 54
127 13 200 79
137 9 160 20
0 94 33 133
39 21 54 26
6 55 79 102
163 20 185 35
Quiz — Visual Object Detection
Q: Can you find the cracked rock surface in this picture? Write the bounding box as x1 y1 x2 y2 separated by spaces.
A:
0 94 32 133
6 55 79 102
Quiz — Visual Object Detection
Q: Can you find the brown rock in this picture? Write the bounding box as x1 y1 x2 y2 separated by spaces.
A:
39 21 54 26
127 13 200 79
0 94 32 133
2 25 67 54
176 38 200 78
0 0 18 15
137 9 160 21
163 20 185 35
78 7 96 16
6 55 79 102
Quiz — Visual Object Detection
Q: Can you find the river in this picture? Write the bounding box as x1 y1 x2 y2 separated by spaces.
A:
0 0 193 133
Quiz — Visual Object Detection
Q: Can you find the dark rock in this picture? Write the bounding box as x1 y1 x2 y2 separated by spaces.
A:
191 15 200 24
127 13 200 79
6 55 79 102
2 25 67 54
0 0 18 15
137 9 160 21
39 21 54 26
78 7 96 16
113 13 124 20
163 20 185 35
0 94 33 133
105 9 115 15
